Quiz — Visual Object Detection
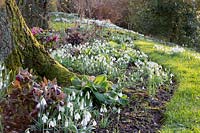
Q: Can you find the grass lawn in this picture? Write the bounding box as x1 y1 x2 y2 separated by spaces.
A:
134 40 200 133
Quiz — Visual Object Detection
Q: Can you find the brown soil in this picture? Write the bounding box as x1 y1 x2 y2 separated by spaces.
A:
95 78 177 133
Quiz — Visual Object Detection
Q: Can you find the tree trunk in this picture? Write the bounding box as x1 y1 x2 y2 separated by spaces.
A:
16 0 49 29
0 0 78 86
0 2 14 62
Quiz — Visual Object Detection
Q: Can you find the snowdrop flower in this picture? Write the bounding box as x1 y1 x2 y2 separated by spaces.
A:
92 120 97 126
65 119 69 127
36 97 47 109
58 105 65 113
40 97 47 107
114 96 119 101
25 128 30 133
84 111 92 122
117 108 121 114
49 118 56 128
89 100 93 107
67 102 73 108
71 91 76 100
100 105 107 113
80 99 85 110
75 113 81 121
81 118 88 127
171 46 185 53
86 91 90 99
42 114 48 123
118 92 123 97
58 113 62 120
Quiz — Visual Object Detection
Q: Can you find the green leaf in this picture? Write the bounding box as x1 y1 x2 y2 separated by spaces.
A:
69 125 78 133
70 76 82 87
93 91 110 104
94 75 107 84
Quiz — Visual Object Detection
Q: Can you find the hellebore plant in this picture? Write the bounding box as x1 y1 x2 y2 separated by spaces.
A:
31 27 60 50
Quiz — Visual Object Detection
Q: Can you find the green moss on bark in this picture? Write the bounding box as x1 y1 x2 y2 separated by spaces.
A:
4 0 79 86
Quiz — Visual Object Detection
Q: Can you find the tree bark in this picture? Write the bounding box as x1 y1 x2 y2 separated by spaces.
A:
16 0 49 29
0 0 78 86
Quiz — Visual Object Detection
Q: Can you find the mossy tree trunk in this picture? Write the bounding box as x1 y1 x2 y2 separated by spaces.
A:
0 0 78 86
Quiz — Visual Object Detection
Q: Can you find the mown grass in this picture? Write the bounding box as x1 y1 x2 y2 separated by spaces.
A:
49 22 75 31
134 40 200 132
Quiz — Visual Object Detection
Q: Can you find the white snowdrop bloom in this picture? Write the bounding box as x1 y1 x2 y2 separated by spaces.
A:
80 99 85 110
58 105 65 113
42 114 48 123
49 119 56 128
58 113 62 120
92 120 97 126
67 102 73 108
114 96 119 101
170 73 174 78
71 91 76 100
46 131 50 133
86 91 90 99
117 108 121 114
39 97 47 107
65 119 69 127
171 46 185 53
100 105 107 113
89 100 93 107
25 129 30 133
142 86 145 90
113 106 118 111
80 91 83 97
75 113 81 121
81 118 88 127
118 92 123 97
84 111 92 122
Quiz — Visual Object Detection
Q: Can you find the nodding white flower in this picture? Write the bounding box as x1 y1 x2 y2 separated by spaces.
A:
80 99 84 110
89 100 93 107
58 105 65 113
170 73 174 78
117 108 121 114
118 92 123 97
40 97 47 107
92 120 97 126
46 131 50 133
100 105 107 113
75 113 81 121
42 114 48 123
81 118 88 127
25 128 30 133
65 119 69 127
71 91 76 100
84 111 91 122
114 96 119 101
171 46 185 53
86 91 90 99
67 102 73 109
58 113 62 120
49 118 56 128
142 86 145 90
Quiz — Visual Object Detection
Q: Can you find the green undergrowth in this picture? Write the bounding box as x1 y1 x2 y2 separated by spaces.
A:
134 40 200 132
50 16 200 132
